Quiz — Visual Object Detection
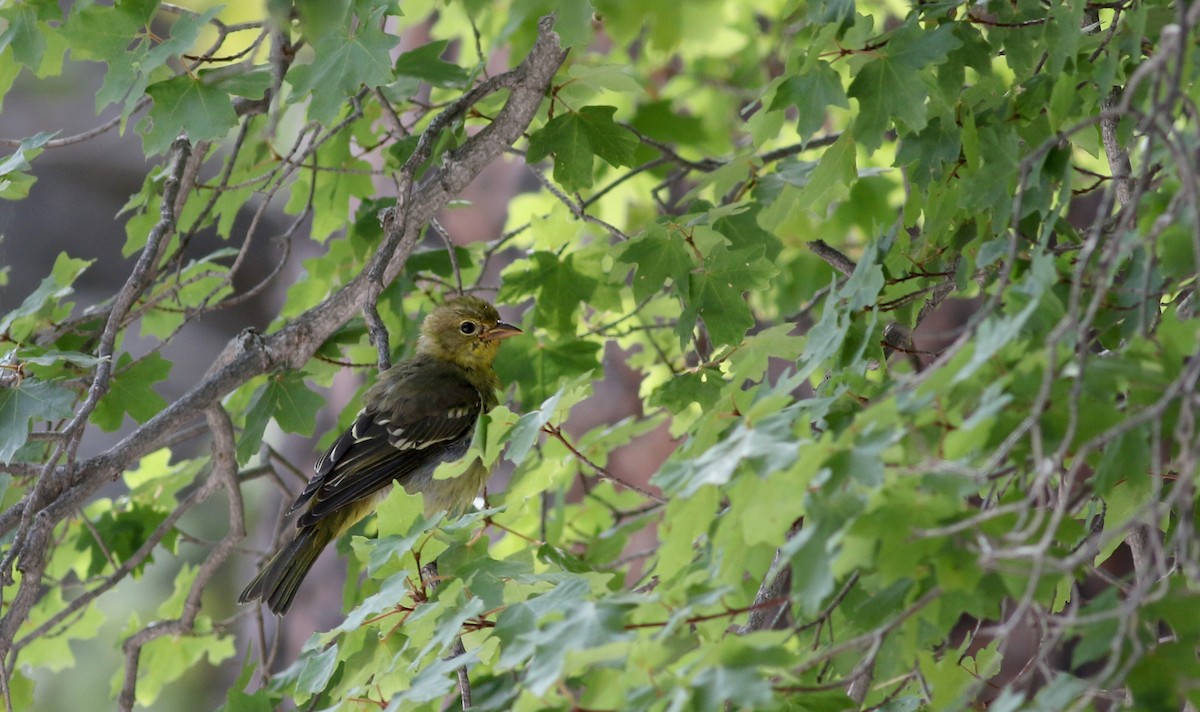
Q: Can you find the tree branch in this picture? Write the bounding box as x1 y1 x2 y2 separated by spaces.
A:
117 405 244 711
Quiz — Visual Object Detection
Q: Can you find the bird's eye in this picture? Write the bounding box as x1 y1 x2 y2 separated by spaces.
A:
459 321 477 335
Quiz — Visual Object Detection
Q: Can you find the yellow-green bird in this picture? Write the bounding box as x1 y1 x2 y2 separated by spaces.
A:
239 296 521 615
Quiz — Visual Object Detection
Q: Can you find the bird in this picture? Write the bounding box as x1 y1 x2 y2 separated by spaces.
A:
238 296 521 615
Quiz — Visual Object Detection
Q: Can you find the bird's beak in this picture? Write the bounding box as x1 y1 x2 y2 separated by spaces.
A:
483 322 522 341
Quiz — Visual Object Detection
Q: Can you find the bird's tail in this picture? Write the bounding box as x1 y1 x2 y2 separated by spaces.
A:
238 525 333 616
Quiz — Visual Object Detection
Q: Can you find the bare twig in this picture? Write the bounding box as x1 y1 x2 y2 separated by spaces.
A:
429 219 465 295
807 239 857 278
542 424 666 504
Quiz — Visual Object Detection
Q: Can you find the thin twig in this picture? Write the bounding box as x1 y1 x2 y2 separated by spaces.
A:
542 424 666 504
429 219 465 295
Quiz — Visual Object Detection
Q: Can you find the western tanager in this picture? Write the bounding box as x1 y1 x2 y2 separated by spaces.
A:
239 296 521 615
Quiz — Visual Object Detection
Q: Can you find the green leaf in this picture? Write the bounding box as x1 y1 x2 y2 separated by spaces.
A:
770 60 849 139
794 132 857 211
504 378 591 465
236 372 324 464
526 111 595 191
1070 589 1120 669
92 352 171 432
74 501 175 577
295 643 339 696
498 252 598 334
0 5 46 70
552 0 596 49
334 570 414 630
1093 425 1150 495
392 649 478 704
269 374 323 435
727 324 805 382
896 116 962 186
712 205 782 261
287 4 397 122
849 59 928 146
574 106 639 168
650 367 725 412
887 22 962 69
284 128 375 242
496 591 634 696
494 336 601 408
18 349 105 369
691 641 788 710
841 245 886 312
214 69 273 100
848 23 960 148
400 246 472 279
0 47 20 112
952 287 1039 384
393 40 469 87
653 407 798 498
630 99 707 144
139 70 239 155
0 378 76 462
1024 674 1093 711
122 448 200 508
363 513 441 576
656 486 720 582
1127 641 1200 711
63 4 221 119
121 615 235 707
0 252 92 342
221 656 280 712
779 510 842 614
60 3 143 62
614 224 695 302
18 585 105 674
0 131 51 200
679 243 777 347
526 106 639 191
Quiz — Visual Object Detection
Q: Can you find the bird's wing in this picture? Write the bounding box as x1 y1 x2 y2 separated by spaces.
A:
287 361 484 527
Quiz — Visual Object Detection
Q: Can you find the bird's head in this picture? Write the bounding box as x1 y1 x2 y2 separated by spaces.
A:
417 296 522 370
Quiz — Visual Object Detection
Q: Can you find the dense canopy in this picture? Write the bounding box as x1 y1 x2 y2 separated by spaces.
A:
0 1 1197 710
